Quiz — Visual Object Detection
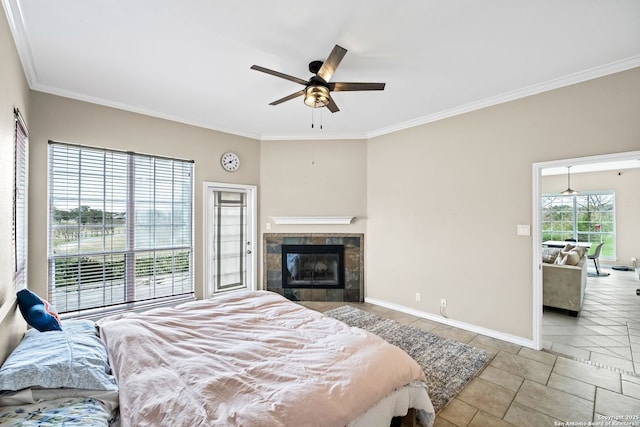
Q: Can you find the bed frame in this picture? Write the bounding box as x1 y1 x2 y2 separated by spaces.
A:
0 294 27 365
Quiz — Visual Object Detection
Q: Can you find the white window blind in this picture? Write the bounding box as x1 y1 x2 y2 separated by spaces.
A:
13 109 28 290
48 142 194 314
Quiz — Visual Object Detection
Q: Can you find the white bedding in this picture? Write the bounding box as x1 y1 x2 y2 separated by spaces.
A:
98 290 434 427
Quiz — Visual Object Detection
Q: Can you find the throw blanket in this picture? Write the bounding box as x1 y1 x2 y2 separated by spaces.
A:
98 291 428 427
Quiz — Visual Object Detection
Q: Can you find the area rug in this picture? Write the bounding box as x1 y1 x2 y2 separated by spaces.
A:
324 305 492 413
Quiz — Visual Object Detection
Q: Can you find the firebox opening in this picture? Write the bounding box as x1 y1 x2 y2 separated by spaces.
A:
282 244 345 289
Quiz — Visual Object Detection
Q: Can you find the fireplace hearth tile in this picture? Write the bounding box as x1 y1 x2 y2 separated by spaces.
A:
344 289 360 302
345 272 359 290
264 233 363 303
311 288 327 301
327 289 344 302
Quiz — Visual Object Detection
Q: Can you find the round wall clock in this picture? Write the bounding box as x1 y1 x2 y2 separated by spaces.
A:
220 152 240 172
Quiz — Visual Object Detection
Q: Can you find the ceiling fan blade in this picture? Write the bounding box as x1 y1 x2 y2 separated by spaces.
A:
317 45 347 83
329 82 386 91
250 65 308 86
327 97 340 113
269 89 305 106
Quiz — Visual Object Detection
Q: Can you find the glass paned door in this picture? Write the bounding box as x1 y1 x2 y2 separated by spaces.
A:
213 191 246 292
204 183 256 296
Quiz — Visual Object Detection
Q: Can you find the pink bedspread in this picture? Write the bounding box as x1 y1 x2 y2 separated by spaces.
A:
98 291 427 427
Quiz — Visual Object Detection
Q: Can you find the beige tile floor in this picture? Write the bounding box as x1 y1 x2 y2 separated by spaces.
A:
301 298 640 427
543 266 640 374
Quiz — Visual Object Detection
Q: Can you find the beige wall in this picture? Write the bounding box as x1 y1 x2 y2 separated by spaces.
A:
542 168 640 265
258 139 367 288
367 68 640 340
28 92 260 300
0 5 30 306
259 139 367 232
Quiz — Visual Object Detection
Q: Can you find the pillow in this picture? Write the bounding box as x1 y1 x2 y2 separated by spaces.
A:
554 254 568 265
573 246 587 259
542 248 560 264
0 320 117 392
16 289 62 332
561 250 581 266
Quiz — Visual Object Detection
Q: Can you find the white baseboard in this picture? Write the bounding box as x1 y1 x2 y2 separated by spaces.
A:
364 297 535 350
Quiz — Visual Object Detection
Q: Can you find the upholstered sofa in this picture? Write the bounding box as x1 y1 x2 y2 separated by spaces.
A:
542 245 588 316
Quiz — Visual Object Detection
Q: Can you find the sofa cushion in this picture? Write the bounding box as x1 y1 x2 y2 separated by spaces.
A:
555 254 568 265
573 246 587 259
542 248 561 264
561 250 581 266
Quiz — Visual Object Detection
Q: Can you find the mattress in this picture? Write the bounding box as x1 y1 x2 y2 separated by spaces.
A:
98 290 435 426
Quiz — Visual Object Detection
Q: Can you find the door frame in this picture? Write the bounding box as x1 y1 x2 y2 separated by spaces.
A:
203 181 257 297
532 150 640 350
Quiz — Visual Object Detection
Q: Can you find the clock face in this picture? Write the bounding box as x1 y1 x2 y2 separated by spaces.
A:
221 152 240 172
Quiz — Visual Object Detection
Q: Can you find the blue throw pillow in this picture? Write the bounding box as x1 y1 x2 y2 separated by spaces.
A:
16 289 63 332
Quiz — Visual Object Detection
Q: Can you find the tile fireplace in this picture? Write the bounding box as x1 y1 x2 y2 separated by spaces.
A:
264 233 363 302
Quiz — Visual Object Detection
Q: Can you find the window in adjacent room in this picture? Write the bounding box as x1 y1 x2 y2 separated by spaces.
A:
48 142 194 314
13 109 28 290
541 191 616 260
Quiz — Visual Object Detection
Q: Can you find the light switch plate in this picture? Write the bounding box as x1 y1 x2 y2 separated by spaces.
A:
517 225 530 236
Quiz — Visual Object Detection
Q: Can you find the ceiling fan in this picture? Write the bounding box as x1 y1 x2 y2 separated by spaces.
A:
250 45 385 113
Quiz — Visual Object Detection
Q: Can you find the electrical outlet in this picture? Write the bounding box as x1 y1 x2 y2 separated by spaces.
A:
632 257 637 263
440 298 447 308
415 293 421 302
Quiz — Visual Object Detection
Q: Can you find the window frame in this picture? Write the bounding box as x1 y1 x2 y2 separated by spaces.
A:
541 190 616 260
47 141 195 315
13 109 28 291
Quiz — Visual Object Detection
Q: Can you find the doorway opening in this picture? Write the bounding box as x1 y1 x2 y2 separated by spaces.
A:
532 150 640 372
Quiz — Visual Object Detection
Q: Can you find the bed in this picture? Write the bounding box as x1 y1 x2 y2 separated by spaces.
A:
1 289 435 426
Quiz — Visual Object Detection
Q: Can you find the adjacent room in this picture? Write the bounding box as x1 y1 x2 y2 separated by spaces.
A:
540 163 640 372
1 1 639 426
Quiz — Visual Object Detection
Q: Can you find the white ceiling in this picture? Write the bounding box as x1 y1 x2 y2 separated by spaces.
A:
3 0 640 141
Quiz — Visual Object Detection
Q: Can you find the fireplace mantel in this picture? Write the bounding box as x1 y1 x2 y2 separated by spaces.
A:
270 216 354 225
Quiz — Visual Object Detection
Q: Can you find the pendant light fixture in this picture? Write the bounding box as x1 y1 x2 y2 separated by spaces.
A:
560 165 578 195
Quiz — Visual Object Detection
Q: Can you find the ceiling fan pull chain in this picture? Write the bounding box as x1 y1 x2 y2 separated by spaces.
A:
320 108 323 130
311 108 314 128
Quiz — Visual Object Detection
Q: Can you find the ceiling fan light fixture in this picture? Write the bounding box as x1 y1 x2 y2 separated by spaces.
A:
304 85 330 108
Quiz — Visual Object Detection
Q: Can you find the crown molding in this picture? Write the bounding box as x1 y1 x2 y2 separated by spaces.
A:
367 56 640 139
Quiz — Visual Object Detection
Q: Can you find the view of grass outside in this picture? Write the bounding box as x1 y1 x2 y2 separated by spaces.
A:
541 192 615 259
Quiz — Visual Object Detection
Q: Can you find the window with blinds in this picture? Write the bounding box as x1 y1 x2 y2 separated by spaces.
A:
13 109 28 290
48 142 194 314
